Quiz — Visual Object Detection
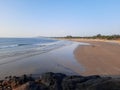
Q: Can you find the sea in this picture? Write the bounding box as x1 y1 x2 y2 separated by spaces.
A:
0 38 71 60
0 38 87 78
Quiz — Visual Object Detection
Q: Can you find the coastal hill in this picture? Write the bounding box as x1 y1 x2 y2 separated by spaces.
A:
0 72 120 90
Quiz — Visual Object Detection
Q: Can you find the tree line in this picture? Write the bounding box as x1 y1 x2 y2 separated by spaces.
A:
64 34 120 40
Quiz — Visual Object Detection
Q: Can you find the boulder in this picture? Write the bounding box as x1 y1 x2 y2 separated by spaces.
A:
62 75 102 90
0 72 119 90
13 81 48 90
88 78 120 90
41 72 66 90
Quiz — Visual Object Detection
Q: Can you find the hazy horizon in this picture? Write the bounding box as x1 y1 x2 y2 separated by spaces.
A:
0 0 120 37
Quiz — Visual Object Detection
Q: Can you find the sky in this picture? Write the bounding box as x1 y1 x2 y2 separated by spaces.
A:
0 0 120 37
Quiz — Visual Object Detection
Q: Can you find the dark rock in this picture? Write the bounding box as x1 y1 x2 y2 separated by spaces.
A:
62 75 85 90
17 74 34 85
76 77 111 90
0 72 119 90
85 75 101 80
62 75 112 90
88 78 120 90
41 72 66 90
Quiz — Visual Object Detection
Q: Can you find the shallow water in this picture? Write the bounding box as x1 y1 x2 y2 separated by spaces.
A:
0 38 88 79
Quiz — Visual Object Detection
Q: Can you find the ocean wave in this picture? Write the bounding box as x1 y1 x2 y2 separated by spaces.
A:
0 44 30 49
0 42 56 49
0 44 18 49
17 44 29 46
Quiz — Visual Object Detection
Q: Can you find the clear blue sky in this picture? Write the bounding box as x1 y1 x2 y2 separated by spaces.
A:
0 0 120 37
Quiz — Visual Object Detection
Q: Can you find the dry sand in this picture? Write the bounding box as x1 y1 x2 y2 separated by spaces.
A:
72 39 120 76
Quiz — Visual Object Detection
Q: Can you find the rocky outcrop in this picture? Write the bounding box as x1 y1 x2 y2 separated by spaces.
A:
0 72 119 90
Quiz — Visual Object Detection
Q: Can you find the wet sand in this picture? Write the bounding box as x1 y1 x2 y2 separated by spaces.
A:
0 42 85 79
73 39 120 76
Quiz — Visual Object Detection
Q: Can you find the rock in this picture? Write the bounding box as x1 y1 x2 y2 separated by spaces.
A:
0 72 119 90
76 77 111 90
88 78 120 90
17 74 34 85
62 75 109 90
41 72 66 90
62 75 86 90
13 81 48 90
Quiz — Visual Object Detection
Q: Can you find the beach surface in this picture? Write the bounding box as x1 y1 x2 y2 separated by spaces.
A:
0 38 120 79
0 40 87 79
73 39 120 76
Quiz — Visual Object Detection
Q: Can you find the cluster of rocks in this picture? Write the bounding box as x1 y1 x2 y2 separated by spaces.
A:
0 74 34 90
0 72 120 90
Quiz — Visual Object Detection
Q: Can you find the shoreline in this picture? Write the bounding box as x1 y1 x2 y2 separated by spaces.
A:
0 39 120 90
0 38 120 79
0 41 85 79
72 39 120 76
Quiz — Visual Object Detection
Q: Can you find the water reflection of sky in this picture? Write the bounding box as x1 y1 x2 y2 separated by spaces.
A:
0 41 89 79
